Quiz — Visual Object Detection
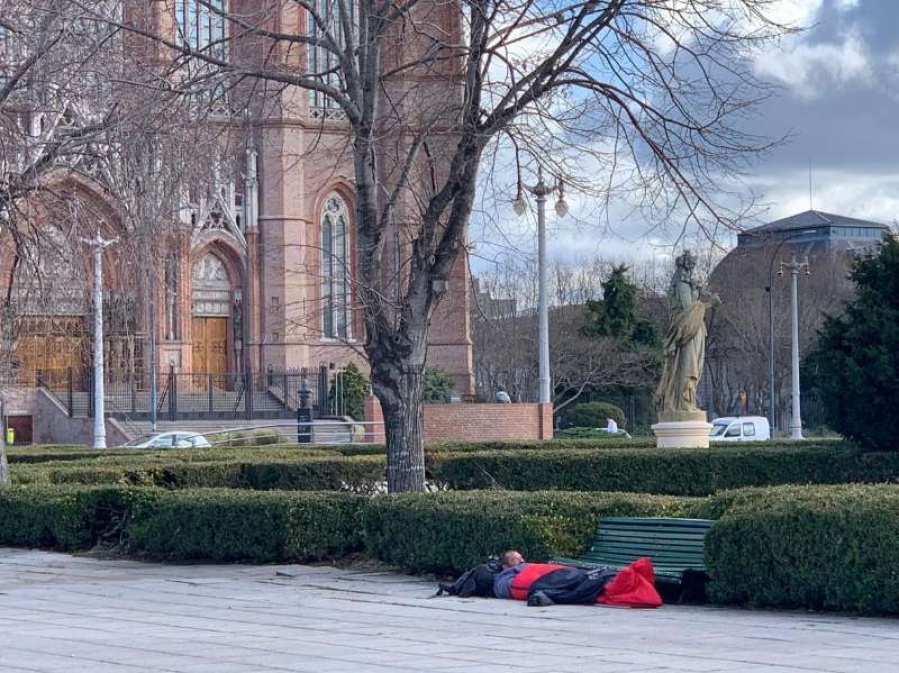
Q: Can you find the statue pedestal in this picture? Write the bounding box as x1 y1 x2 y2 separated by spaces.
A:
652 411 712 448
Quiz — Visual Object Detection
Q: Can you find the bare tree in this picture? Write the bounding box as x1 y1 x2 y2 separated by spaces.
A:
0 0 130 483
0 2 224 477
97 0 792 491
473 255 663 412
707 247 854 422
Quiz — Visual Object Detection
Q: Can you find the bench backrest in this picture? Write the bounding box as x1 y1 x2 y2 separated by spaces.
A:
581 517 714 570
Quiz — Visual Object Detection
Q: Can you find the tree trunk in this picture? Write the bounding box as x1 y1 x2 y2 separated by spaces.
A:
370 355 427 492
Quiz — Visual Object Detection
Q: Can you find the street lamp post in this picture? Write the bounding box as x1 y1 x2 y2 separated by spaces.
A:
82 234 118 449
780 254 809 440
765 228 816 433
513 167 568 405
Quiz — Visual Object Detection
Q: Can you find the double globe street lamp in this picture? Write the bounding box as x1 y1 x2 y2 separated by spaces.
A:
765 229 815 438
512 167 568 405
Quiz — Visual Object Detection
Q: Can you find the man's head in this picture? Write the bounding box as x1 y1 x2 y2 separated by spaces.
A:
501 550 524 569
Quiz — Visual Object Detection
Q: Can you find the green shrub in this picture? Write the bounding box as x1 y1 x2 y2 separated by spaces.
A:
0 485 364 563
13 455 387 493
559 401 626 429
555 428 627 439
429 444 899 495
423 366 454 403
253 429 281 446
127 489 365 562
0 485 162 549
328 362 369 420
704 484 899 614
361 490 703 574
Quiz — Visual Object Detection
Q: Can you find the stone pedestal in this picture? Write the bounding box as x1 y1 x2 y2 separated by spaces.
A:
652 410 712 448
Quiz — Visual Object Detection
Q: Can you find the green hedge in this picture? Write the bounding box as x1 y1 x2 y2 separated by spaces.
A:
13 455 386 493
361 490 704 574
127 489 365 562
704 484 899 614
0 486 162 549
7 445 335 465
429 445 899 495
0 485 364 563
333 438 658 456
4 481 899 614
15 442 899 497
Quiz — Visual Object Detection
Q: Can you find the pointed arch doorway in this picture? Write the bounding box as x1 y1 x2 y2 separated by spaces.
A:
191 252 233 383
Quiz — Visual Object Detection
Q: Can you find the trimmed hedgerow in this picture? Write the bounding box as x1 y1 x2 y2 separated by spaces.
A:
126 489 365 562
332 438 659 457
13 455 387 493
0 485 365 563
8 445 336 465
0 486 162 549
429 445 899 495
703 484 899 615
361 490 705 574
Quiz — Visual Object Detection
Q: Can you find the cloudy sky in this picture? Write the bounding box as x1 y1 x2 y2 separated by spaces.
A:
470 0 899 272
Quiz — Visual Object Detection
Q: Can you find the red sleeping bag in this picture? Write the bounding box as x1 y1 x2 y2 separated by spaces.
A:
597 557 662 608
508 563 568 601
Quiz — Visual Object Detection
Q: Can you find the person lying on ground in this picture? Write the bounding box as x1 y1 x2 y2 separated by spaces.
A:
493 549 617 606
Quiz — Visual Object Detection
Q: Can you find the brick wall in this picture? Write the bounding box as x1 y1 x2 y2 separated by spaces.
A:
364 395 552 443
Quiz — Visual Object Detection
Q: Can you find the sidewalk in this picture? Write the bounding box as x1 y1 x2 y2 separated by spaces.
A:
0 548 894 673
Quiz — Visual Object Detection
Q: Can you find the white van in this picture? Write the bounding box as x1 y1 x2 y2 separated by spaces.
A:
709 416 771 442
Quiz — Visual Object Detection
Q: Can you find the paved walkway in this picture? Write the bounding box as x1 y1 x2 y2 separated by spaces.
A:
0 548 895 673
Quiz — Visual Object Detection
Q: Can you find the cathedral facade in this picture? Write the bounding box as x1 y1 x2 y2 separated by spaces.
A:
1 0 474 424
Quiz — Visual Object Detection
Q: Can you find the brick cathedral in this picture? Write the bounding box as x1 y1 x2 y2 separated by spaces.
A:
1 0 474 434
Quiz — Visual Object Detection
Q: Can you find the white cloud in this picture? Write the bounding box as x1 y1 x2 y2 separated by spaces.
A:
744 168 899 226
835 0 861 11
753 31 872 99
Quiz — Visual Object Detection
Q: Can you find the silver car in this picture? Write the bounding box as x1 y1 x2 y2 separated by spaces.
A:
121 431 212 449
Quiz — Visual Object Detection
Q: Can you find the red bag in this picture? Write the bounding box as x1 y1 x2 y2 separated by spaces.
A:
597 557 662 608
509 563 568 601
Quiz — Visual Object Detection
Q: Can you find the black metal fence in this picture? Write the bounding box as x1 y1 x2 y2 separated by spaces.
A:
36 366 334 421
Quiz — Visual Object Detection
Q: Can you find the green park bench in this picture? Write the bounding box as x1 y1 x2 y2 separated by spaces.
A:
551 516 715 586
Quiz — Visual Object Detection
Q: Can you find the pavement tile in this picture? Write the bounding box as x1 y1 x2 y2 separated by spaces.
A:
0 548 896 673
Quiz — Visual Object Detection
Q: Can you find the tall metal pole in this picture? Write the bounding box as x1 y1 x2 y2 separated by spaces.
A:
83 234 118 449
767 277 775 429
514 166 564 406
149 291 158 432
534 171 550 405
766 228 817 434
781 254 809 440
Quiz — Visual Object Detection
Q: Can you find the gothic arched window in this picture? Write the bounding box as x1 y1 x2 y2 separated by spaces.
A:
321 193 351 339
307 0 353 117
175 0 227 57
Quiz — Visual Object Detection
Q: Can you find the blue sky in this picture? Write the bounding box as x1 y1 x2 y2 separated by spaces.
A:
469 0 899 272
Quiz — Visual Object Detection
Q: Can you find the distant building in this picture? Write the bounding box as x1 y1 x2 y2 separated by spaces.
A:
736 209 889 255
705 209 890 426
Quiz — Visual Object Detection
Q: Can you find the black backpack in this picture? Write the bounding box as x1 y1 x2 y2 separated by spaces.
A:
435 557 502 598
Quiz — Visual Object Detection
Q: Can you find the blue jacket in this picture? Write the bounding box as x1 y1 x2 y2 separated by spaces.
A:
493 563 528 599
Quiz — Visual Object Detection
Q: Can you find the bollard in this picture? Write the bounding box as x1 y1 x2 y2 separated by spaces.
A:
5 427 14 446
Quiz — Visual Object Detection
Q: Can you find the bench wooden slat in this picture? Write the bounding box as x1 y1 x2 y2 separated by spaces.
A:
550 516 715 587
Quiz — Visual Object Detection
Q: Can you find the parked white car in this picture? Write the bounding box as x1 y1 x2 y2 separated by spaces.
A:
120 431 212 449
709 416 771 442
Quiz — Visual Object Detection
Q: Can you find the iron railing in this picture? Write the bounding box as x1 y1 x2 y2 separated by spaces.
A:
34 366 335 421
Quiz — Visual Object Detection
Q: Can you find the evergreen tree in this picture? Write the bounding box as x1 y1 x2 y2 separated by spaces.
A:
807 237 899 450
423 367 455 403
584 265 660 348
328 363 370 420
